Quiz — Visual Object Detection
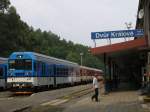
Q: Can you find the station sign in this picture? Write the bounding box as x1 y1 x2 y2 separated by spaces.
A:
91 29 144 39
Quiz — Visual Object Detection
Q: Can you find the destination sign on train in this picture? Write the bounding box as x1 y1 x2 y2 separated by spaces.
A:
91 29 144 39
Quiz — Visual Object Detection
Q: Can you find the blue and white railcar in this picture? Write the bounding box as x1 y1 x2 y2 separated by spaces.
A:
7 52 79 88
0 57 7 89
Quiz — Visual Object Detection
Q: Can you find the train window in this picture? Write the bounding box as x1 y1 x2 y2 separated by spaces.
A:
37 61 41 70
15 59 25 70
48 65 52 76
56 66 65 76
64 68 66 76
42 63 46 76
64 67 67 76
34 61 37 71
24 59 32 70
8 60 15 69
0 68 3 77
42 63 44 76
56 67 59 76
65 68 67 76
8 59 32 70
57 67 61 76
44 64 46 75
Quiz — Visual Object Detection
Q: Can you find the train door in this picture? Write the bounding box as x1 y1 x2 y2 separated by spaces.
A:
37 61 42 77
53 65 57 87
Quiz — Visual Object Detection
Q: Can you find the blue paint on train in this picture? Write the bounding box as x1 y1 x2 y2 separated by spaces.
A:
8 52 76 78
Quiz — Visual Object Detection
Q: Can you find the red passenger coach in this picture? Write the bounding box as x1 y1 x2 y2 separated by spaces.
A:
80 66 103 83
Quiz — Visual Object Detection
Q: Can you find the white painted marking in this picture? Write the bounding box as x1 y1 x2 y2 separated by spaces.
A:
41 99 68 106
41 99 60 106
0 97 14 100
141 104 148 109
0 98 5 100
8 97 14 100
51 99 68 106
30 94 35 97
138 96 143 101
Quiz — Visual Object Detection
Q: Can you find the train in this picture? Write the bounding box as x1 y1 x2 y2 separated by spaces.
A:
6 52 103 91
80 66 103 83
0 57 7 89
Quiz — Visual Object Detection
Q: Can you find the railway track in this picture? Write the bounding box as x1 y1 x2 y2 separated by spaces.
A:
11 83 92 96
41 87 93 107
59 87 93 99
0 84 93 112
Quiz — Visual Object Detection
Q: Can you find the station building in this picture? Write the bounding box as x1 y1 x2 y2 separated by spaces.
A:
91 0 150 91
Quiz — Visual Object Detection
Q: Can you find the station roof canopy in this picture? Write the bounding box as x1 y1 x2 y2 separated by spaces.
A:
90 37 148 72
91 37 147 56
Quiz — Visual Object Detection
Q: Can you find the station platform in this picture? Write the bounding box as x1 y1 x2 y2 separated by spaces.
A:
24 90 150 112
63 91 149 112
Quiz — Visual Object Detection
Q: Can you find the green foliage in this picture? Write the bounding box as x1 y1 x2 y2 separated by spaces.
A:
66 51 80 63
0 0 104 69
0 0 10 13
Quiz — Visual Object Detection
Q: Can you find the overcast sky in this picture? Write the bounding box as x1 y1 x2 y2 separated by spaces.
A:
10 0 139 47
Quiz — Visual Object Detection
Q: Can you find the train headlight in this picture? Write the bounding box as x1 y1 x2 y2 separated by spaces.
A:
25 72 32 76
8 73 13 76
25 72 29 76
8 70 14 76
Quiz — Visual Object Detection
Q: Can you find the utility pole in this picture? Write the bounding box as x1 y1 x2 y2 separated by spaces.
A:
125 22 133 41
93 39 96 47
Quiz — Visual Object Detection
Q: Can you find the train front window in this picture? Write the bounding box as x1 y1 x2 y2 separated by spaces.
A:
15 59 25 70
24 59 32 70
8 59 32 70
8 60 15 69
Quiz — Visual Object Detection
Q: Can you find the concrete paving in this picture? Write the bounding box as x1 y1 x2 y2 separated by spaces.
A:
1 86 149 112
0 84 91 112
63 91 150 112
13 90 150 112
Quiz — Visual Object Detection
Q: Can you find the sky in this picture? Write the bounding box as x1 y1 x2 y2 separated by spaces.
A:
10 0 139 47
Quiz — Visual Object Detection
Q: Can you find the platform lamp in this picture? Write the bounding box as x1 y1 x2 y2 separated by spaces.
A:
80 52 84 81
80 52 83 66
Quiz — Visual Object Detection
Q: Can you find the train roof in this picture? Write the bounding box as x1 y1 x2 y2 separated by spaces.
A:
9 52 79 67
34 52 78 67
0 57 7 64
80 66 103 73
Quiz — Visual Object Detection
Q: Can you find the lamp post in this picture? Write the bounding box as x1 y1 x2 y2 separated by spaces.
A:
80 53 83 66
125 22 132 30
125 22 132 41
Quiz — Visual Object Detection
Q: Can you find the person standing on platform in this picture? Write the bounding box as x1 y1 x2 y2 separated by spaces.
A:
91 74 99 102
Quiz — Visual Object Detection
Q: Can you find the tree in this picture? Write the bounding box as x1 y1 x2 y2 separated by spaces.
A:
0 0 10 13
66 51 80 63
0 0 104 70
